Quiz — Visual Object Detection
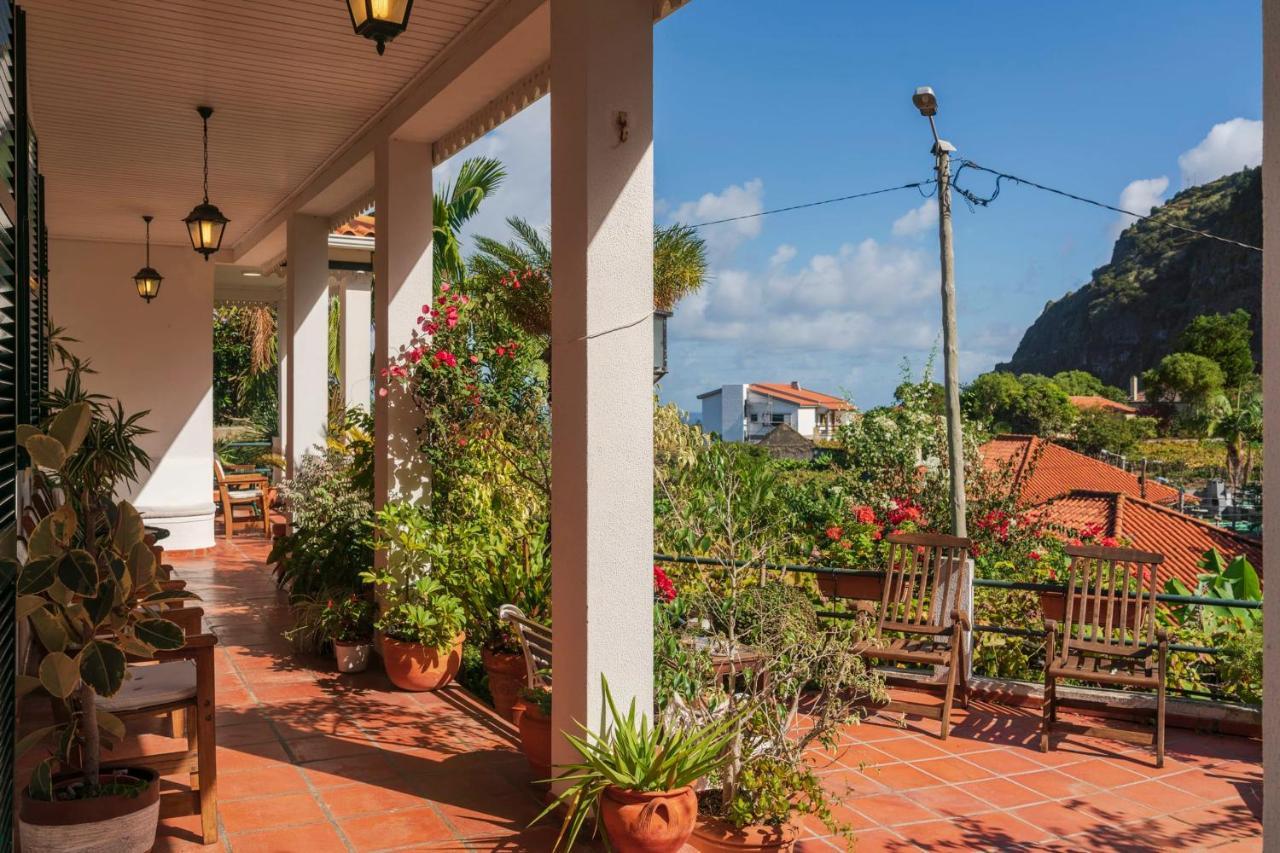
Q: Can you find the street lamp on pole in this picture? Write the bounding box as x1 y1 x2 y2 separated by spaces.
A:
913 86 968 538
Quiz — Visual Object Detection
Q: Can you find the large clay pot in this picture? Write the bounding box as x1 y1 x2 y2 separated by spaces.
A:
513 699 552 779
19 767 161 853
690 815 798 852
482 647 526 721
381 633 464 691
600 786 698 853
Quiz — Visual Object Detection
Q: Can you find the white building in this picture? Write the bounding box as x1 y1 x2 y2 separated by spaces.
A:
698 382 856 442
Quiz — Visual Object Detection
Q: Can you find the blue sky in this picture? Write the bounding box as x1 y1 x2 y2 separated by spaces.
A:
437 1 1262 416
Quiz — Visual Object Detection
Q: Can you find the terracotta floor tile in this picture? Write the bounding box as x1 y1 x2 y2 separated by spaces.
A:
907 783 999 818
219 764 310 801
317 778 436 819
959 776 1048 810
1011 768 1100 800
220 791 329 835
224 822 351 853
299 752 401 788
860 761 948 792
1114 777 1216 814
873 736 950 763
909 756 994 784
845 827 918 852
339 805 455 851
215 740 293 774
847 793 940 827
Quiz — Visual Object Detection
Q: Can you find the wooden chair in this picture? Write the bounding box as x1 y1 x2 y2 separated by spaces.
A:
1041 543 1169 767
855 531 972 739
101 605 219 844
499 604 552 689
214 459 270 539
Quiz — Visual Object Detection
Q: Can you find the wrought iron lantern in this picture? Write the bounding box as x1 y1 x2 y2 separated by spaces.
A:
346 0 414 55
133 216 163 303
653 309 671 383
183 105 229 260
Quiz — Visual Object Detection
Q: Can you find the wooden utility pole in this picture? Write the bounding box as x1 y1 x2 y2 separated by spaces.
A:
935 142 967 538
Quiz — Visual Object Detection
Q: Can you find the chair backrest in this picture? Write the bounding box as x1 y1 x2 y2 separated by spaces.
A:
499 604 551 689
1060 543 1164 656
878 531 971 637
213 459 228 488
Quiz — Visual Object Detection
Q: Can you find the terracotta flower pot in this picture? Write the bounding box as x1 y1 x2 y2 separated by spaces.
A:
600 785 698 853
482 647 526 721
513 699 552 779
334 640 372 673
19 767 161 853
381 633 464 691
690 815 798 852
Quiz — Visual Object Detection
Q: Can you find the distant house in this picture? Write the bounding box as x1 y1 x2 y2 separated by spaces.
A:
1068 395 1139 418
698 382 856 442
1032 490 1262 589
980 434 1195 508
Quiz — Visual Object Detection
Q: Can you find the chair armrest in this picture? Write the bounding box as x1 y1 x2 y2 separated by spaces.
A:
1044 619 1059 636
1155 626 1171 644
950 609 971 631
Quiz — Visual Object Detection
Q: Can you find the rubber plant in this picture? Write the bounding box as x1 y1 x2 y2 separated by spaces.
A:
1 401 196 801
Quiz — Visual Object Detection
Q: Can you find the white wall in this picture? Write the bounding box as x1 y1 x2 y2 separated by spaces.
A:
720 384 748 441
49 238 215 550
700 391 723 439
1261 0 1278 836
795 406 817 438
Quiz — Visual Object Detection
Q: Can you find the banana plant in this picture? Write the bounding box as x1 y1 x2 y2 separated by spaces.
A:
0 401 197 801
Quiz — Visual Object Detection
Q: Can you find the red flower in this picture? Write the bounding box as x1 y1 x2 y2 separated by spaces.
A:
1028 550 1042 561
1099 536 1120 549
838 539 853 550
825 526 843 541
653 565 677 602
854 506 877 525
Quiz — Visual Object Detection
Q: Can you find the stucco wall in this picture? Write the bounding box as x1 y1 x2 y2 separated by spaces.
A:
1261 0 1277 837
49 238 215 550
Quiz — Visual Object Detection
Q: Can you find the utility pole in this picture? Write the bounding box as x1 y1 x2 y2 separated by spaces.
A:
913 87 968 538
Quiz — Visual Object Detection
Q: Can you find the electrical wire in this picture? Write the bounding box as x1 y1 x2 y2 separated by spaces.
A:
952 160 1262 253
687 180 936 228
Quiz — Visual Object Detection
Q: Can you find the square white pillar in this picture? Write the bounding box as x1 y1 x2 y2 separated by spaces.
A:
373 139 433 512
550 0 655 755
339 274 373 412
276 295 289 466
1261 0 1279 837
285 214 332 474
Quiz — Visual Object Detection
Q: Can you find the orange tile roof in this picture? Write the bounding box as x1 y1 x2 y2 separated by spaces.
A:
334 214 375 238
1068 395 1138 415
750 383 855 411
1034 490 1263 589
980 434 1193 507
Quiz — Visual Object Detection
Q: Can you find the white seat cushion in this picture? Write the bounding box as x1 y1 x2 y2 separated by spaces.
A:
225 488 264 499
98 661 197 712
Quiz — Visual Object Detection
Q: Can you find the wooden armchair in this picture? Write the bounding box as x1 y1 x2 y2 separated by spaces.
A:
214 459 270 539
1041 543 1169 766
101 605 219 844
499 604 552 689
855 531 972 739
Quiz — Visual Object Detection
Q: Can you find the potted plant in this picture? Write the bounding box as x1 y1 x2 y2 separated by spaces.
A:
6 400 196 852
537 676 738 853
512 683 552 778
362 502 466 691
320 594 376 672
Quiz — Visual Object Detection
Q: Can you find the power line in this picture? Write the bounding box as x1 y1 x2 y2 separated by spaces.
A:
952 160 1262 253
687 180 935 228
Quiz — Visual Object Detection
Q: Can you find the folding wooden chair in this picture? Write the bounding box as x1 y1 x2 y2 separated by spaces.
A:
1041 543 1169 767
499 604 552 689
856 531 972 739
214 459 270 539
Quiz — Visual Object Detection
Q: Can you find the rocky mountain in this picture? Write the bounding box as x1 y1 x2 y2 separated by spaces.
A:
998 167 1261 387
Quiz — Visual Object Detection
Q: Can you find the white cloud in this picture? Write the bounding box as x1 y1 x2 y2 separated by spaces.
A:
669 179 764 261
1112 176 1169 238
891 198 938 237
769 244 796 266
1178 118 1262 187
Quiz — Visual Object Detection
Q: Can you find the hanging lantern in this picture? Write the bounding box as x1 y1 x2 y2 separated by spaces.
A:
133 216 163 303
346 0 414 55
183 105 229 260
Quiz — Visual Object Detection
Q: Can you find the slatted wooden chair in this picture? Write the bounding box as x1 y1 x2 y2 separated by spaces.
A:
101 605 219 844
499 604 552 689
855 531 972 739
214 459 271 539
1041 543 1169 766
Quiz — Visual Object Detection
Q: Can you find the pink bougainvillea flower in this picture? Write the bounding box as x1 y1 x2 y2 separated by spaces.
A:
469 354 480 364
378 387 389 397
496 346 506 357
653 565 677 602
440 282 451 292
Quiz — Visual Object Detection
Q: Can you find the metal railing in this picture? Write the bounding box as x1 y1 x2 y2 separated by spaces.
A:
653 553 1261 704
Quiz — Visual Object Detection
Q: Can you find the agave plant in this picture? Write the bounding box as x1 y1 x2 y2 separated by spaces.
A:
2 402 196 801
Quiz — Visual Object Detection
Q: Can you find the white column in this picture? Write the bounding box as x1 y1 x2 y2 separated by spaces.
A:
339 274 373 412
550 0 655 760
1260 0 1278 837
373 140 432 511
276 295 289 468
285 214 331 474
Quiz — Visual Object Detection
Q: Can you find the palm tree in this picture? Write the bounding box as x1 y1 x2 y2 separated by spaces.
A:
433 157 507 285
468 217 708 340
1206 391 1262 487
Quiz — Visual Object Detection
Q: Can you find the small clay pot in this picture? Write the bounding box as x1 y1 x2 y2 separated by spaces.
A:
513 699 552 779
690 815 798 852
19 767 161 853
600 785 698 853
334 640 372 673
381 633 464 691
481 648 526 721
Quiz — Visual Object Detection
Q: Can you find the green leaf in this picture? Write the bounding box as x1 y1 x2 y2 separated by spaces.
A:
28 608 70 653
83 581 116 626
143 589 198 604
113 501 146 553
55 549 100 596
78 640 127 696
15 424 41 449
48 402 92 457
29 505 76 558
16 674 41 700
129 541 156 590
17 557 56 596
28 759 53 801
119 636 155 658
97 709 126 742
39 651 81 699
134 617 185 651
25 435 67 470
16 594 44 620
17 726 57 760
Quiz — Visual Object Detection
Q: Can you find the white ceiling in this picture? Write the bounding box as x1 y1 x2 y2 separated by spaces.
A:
25 0 494 249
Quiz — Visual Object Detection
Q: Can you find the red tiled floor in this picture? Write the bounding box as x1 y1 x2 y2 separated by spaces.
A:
17 538 1260 851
